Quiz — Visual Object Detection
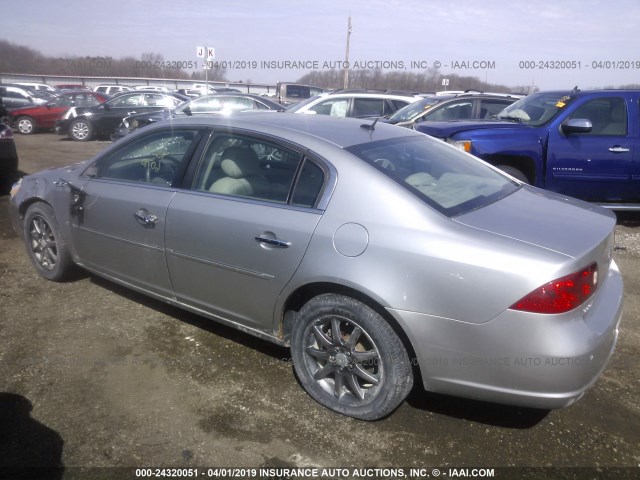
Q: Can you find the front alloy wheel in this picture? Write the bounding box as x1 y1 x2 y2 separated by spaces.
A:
70 118 92 141
291 294 413 420
23 203 74 281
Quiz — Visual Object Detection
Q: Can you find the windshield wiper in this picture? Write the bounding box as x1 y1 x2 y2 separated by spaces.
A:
494 114 523 123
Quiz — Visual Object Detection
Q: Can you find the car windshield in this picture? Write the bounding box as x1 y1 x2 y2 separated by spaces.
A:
496 91 575 126
387 97 441 123
346 136 519 217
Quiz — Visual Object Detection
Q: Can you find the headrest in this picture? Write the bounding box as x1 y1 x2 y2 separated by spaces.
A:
220 147 259 179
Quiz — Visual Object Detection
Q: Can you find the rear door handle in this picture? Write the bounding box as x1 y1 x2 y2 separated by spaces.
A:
255 235 291 248
609 146 630 153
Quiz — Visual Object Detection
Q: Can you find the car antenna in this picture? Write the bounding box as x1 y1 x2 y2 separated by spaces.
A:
360 117 380 131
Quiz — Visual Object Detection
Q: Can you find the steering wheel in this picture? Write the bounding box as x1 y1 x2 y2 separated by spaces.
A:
374 158 396 172
147 155 181 184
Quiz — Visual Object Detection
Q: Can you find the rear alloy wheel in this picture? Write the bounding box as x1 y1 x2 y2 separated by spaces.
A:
16 116 36 134
291 294 413 420
69 117 93 141
23 203 74 281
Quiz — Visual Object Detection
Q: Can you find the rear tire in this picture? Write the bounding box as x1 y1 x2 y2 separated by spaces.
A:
16 116 36 134
23 203 74 281
291 294 413 420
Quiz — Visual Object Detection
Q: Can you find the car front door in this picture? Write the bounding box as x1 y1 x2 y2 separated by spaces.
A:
546 95 634 202
165 132 326 332
93 93 145 134
70 128 203 296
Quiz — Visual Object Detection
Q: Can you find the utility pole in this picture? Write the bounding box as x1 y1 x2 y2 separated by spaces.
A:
343 15 352 89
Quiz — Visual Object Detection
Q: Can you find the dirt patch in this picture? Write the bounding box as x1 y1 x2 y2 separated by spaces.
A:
1 133 639 472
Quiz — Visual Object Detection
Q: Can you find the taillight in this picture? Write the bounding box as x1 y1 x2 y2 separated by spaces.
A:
510 263 598 314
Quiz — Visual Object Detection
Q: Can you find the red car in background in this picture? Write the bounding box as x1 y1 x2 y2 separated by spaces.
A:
9 90 109 134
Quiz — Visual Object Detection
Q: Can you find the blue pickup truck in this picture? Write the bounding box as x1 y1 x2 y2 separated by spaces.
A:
416 89 639 208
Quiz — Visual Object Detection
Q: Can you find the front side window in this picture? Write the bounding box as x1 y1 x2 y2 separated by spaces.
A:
567 97 627 136
93 129 200 186
346 136 518 216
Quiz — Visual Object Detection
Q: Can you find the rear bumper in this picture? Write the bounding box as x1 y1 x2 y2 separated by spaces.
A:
389 260 623 409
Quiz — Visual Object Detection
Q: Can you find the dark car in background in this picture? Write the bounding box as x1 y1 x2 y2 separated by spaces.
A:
9 90 110 134
386 92 522 128
56 90 188 141
114 93 285 138
0 123 19 193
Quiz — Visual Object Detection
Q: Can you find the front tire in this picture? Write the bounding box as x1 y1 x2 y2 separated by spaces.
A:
23 203 74 281
69 117 93 141
16 116 36 134
291 294 413 420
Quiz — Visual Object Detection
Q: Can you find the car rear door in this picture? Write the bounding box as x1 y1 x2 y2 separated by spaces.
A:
164 132 326 332
546 94 634 202
70 127 204 296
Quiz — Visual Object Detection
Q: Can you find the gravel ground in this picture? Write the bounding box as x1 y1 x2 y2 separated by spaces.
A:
1 133 639 479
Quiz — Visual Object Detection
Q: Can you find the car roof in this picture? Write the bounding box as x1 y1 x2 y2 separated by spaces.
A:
150 111 421 149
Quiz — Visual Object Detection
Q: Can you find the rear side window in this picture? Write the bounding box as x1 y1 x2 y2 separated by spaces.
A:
193 134 303 203
291 160 325 208
352 98 385 117
426 101 473 121
192 134 326 208
567 97 627 136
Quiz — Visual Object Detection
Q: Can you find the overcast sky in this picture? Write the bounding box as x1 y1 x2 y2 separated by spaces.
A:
4 0 640 90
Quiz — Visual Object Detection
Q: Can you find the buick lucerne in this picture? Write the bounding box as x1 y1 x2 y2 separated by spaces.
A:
9 113 623 420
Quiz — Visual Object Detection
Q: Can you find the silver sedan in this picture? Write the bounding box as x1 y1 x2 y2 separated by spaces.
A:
9 113 623 420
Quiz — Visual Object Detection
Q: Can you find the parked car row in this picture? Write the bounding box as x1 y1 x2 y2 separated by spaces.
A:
9 90 110 134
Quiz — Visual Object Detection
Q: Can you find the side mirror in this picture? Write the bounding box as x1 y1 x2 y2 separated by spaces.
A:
561 118 592 134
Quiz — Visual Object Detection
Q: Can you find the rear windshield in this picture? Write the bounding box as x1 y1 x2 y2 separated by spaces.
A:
346 136 519 217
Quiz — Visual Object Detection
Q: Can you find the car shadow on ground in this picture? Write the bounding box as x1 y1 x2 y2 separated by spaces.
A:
405 387 549 428
0 392 64 477
89 273 550 429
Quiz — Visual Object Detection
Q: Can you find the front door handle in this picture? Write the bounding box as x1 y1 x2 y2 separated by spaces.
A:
255 235 291 248
609 146 630 153
135 209 158 226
